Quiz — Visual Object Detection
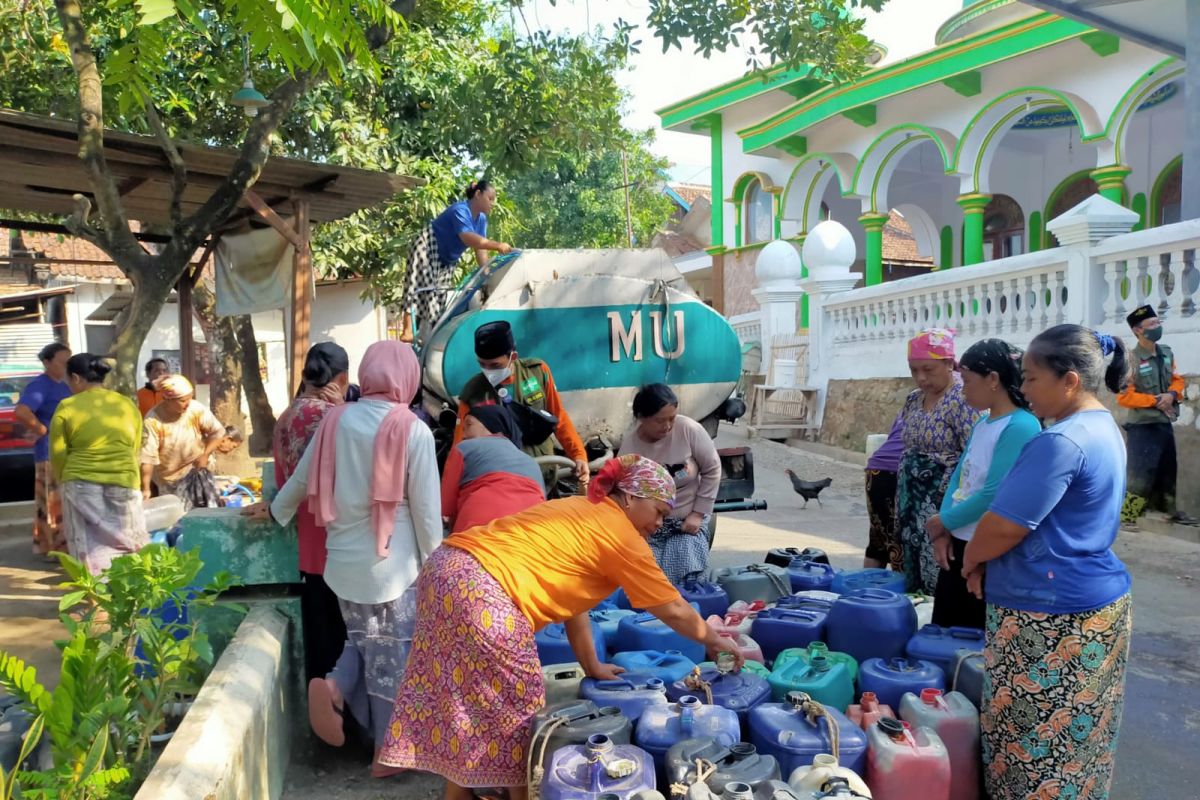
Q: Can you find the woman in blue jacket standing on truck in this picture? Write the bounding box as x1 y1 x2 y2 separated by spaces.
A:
399 180 514 346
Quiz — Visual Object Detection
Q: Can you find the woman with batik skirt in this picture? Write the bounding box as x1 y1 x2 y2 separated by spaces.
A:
964 324 1134 800
895 328 980 594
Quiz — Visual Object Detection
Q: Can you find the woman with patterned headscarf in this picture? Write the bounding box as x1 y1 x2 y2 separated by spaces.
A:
895 328 981 594
378 454 745 800
139 374 225 507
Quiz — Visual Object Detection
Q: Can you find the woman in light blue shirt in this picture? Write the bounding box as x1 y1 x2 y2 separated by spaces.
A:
965 324 1132 800
400 179 514 345
925 338 1040 629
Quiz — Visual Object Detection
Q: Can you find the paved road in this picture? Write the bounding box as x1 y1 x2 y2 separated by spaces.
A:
0 428 1177 798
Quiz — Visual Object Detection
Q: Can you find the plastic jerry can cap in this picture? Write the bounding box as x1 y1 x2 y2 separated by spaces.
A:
786 691 812 708
725 782 754 800
728 743 757 760
877 717 905 738
605 758 636 778
810 655 830 672
920 688 944 705
586 734 614 754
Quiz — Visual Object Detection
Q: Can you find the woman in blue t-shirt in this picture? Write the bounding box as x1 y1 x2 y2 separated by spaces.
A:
400 179 514 345
964 324 1133 800
925 338 1040 630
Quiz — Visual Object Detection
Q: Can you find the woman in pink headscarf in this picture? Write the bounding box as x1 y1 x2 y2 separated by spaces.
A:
246 340 442 776
895 328 981 595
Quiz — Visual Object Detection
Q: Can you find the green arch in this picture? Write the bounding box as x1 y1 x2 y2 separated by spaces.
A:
779 156 849 237
729 171 780 247
953 87 1101 191
1042 169 1096 239
1149 155 1182 229
1106 59 1184 164
852 124 954 211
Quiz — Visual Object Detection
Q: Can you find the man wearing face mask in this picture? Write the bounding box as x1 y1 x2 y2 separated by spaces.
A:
454 320 590 486
1118 304 1197 526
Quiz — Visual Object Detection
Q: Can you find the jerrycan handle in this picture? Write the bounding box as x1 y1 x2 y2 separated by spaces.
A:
850 587 897 601
949 626 984 639
680 570 706 588
790 559 835 575
775 609 819 622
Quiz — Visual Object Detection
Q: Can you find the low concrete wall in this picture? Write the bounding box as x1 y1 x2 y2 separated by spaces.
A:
818 377 912 453
135 605 294 800
817 375 1200 515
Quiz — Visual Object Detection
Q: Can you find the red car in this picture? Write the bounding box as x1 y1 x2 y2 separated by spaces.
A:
0 369 40 498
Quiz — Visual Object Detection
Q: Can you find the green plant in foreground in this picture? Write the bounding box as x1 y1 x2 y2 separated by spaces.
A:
0 545 239 798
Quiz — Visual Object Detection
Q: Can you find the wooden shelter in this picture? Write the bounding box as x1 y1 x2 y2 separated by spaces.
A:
0 109 420 390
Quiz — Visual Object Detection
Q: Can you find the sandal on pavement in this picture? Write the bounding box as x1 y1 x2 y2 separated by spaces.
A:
308 677 346 747
1168 512 1200 527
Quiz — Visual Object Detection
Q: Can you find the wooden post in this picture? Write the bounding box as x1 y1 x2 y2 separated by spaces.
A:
289 199 312 397
178 277 195 383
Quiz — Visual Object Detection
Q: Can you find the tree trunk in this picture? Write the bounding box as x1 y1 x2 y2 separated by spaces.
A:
193 282 245 429
110 270 177 396
235 315 276 456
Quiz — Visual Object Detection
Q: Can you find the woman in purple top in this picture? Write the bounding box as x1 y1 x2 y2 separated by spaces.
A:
399 179 514 346
894 328 981 594
15 342 72 556
864 413 904 570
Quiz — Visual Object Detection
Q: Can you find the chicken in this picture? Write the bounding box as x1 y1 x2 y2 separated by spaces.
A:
784 470 832 508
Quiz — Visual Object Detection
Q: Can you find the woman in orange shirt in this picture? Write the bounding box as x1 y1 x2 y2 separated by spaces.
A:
377 455 743 800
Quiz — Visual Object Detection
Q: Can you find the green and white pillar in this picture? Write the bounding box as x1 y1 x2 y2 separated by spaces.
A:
1091 164 1132 205
859 212 890 286
957 193 991 266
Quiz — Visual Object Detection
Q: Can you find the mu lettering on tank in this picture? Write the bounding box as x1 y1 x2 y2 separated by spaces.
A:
420 249 741 440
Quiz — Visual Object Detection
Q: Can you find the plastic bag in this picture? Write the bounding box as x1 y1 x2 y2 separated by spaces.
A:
175 468 220 512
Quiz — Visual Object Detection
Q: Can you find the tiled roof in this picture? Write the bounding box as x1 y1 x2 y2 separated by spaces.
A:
882 210 934 266
1 228 126 280
671 183 712 207
651 229 708 259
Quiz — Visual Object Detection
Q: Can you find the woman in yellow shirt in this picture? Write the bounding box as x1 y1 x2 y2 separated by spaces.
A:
375 455 743 800
49 354 146 573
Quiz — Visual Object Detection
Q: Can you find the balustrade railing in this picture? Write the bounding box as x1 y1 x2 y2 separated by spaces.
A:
822 249 1071 351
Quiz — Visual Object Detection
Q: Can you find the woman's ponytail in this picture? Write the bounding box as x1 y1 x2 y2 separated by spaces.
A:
1104 335 1130 394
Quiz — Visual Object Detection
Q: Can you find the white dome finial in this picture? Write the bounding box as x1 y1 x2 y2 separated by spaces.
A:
802 220 856 272
754 240 802 288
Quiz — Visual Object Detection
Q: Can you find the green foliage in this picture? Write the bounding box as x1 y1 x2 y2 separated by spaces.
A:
0 546 239 798
502 135 676 249
645 0 888 80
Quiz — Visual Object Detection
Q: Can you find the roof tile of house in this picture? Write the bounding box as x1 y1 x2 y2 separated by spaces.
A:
882 210 934 266
670 183 712 207
1 228 126 280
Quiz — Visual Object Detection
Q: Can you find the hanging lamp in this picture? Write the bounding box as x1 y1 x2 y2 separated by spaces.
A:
230 37 270 117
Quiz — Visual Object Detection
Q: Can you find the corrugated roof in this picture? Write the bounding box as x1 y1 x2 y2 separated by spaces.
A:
0 109 421 227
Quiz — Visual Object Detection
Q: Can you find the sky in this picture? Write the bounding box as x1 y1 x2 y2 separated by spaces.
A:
527 0 963 184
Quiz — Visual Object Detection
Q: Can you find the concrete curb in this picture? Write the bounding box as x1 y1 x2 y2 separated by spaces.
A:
135 605 294 800
1134 515 1200 545
0 501 34 532
782 437 868 467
